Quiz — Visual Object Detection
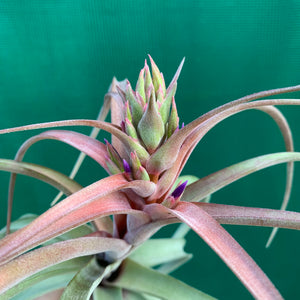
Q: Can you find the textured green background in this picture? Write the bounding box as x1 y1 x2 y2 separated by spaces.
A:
1 1 300 299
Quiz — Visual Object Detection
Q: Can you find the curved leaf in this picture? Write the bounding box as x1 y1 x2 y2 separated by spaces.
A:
1 156 82 235
0 175 154 265
147 98 300 174
51 85 113 205
109 78 131 158
182 152 300 202
150 105 295 204
0 214 37 240
170 202 283 299
253 106 294 246
0 214 93 244
5 129 110 232
14 130 110 171
0 236 131 295
172 196 211 240
156 255 192 275
0 158 81 197
192 202 300 230
60 258 121 300
2 257 90 300
107 259 215 300
129 238 190 268
0 119 149 163
93 286 123 300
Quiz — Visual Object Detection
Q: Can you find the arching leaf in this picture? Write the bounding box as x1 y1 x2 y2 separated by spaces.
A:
0 236 131 295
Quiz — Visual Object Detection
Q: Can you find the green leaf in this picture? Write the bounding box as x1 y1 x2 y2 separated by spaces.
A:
0 159 81 196
129 238 190 268
2 257 90 300
173 175 199 190
2 156 82 234
107 259 215 300
61 258 122 300
123 289 159 300
182 152 300 202
93 286 123 300
155 255 192 275
42 224 93 245
148 55 166 95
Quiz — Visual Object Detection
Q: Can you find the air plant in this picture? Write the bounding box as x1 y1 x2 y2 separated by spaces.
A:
1 56 300 300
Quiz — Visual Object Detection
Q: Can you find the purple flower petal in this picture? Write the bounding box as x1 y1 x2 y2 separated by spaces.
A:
123 159 131 173
171 180 188 198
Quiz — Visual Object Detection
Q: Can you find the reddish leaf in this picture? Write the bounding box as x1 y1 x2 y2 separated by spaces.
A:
14 130 110 171
0 174 155 265
0 235 131 294
147 98 300 174
170 202 283 299
0 118 149 163
192 202 300 230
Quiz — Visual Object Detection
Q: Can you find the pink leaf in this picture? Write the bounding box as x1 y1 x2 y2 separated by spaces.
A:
147 97 300 174
14 130 110 171
6 130 110 233
170 202 283 299
0 235 131 294
182 152 300 203
0 174 155 265
0 118 149 163
193 202 300 230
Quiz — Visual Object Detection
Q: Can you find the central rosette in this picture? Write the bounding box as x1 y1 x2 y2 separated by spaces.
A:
103 56 186 207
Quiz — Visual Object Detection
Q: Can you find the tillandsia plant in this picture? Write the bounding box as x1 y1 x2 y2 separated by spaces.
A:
1 57 300 300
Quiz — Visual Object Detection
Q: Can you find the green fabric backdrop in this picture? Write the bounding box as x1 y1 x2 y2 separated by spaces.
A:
1 1 300 299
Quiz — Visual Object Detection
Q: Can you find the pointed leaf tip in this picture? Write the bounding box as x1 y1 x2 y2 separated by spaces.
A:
148 55 166 94
167 57 185 93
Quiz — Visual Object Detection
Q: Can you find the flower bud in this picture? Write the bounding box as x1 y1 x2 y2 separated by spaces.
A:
124 101 132 123
104 139 123 171
125 82 144 126
159 82 177 124
171 180 188 199
125 118 138 140
148 54 166 96
135 67 146 103
167 97 179 138
161 195 177 208
122 159 132 180
156 85 164 107
144 61 153 102
130 151 147 181
135 166 150 181
137 90 165 153
105 155 122 175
